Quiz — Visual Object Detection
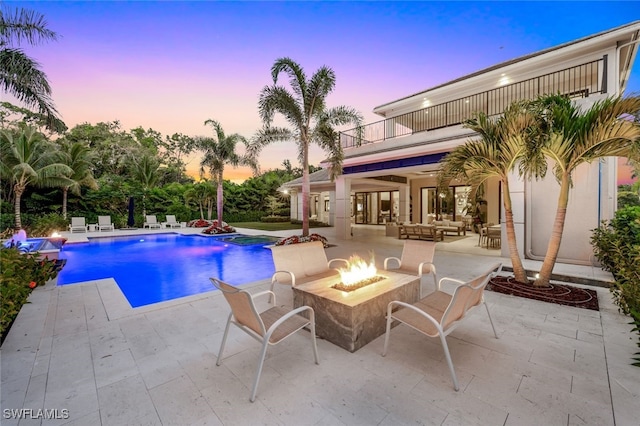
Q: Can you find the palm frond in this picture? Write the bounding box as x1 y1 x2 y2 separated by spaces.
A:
0 6 58 47
271 57 306 100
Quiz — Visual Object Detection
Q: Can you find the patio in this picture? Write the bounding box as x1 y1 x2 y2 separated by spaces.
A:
1 226 638 425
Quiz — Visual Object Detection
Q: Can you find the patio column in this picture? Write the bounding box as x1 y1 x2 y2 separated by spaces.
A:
335 176 352 240
507 170 524 258
289 190 299 221
329 191 336 226
398 185 410 224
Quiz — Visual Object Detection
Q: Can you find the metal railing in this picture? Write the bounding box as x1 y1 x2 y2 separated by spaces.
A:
340 58 606 148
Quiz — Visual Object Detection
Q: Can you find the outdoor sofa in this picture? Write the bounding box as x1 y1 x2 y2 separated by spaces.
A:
398 224 443 241
432 220 466 236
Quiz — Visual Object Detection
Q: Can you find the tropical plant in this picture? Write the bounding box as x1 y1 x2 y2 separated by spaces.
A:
0 6 65 133
197 119 257 224
0 127 72 229
131 154 160 217
58 142 98 218
438 102 542 283
528 94 640 287
256 57 363 236
184 181 216 220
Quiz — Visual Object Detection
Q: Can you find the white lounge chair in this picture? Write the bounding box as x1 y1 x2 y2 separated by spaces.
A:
211 278 319 402
98 215 114 231
144 215 162 229
69 217 87 233
162 215 182 228
382 263 502 391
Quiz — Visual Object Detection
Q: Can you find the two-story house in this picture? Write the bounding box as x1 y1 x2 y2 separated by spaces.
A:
282 21 640 265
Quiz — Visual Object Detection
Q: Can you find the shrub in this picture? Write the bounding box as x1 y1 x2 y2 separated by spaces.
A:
591 206 640 314
275 233 329 248
290 218 331 227
25 213 69 237
0 248 65 342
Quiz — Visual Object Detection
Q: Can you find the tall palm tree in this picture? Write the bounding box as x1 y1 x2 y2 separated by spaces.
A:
198 119 256 225
59 142 98 218
256 57 363 236
0 6 65 132
131 154 160 217
0 126 72 229
528 94 640 287
438 102 542 284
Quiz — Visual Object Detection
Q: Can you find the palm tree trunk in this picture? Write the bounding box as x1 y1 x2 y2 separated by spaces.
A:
502 180 527 283
62 187 69 219
14 185 24 230
217 171 224 224
534 174 570 287
301 141 310 237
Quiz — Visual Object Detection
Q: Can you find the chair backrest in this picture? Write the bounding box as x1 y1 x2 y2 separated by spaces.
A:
166 215 177 223
98 215 111 225
271 241 329 283
71 217 85 226
211 278 265 337
400 240 436 271
146 215 158 224
441 263 502 331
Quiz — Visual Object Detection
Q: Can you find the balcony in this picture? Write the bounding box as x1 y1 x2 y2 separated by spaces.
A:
340 58 606 148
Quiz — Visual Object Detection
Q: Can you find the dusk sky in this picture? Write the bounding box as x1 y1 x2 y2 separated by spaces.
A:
10 1 640 183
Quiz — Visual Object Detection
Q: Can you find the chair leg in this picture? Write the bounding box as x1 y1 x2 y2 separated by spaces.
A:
216 313 233 366
250 340 270 402
309 316 319 365
438 334 460 391
382 307 394 357
484 301 499 339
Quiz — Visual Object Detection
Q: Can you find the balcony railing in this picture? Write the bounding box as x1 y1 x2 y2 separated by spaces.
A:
340 57 606 148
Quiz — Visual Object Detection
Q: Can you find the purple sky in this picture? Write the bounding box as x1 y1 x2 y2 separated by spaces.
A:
12 1 640 182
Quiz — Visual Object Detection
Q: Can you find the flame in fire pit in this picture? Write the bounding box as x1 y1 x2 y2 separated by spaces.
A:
338 254 377 287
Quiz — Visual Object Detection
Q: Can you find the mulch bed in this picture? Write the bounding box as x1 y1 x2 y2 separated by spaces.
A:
487 276 599 311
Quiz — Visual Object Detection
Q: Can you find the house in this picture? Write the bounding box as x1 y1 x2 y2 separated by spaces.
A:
282 21 640 265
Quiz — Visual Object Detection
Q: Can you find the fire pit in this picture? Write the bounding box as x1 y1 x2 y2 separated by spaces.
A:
332 255 385 292
293 255 420 352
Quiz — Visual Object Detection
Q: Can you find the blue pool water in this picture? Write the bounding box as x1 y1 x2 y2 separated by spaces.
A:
57 233 276 308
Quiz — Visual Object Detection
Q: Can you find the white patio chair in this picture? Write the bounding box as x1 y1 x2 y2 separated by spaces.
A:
382 262 502 391
98 215 114 231
383 239 437 297
211 278 319 402
69 217 87 233
162 215 182 228
144 215 162 229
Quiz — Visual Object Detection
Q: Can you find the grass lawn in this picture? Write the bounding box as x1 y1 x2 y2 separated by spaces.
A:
229 221 303 231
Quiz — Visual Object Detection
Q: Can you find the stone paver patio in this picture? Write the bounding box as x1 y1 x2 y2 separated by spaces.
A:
1 226 639 425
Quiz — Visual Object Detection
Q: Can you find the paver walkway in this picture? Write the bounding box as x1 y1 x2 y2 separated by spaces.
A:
1 227 639 425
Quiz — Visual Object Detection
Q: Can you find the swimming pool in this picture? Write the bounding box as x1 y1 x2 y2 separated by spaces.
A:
57 233 277 308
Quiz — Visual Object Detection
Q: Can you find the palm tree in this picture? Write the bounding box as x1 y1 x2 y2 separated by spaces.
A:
0 126 72 229
131 154 160 217
438 102 542 283
184 181 216 220
256 57 363 236
528 94 640 287
59 142 98 218
0 6 65 132
198 119 256 225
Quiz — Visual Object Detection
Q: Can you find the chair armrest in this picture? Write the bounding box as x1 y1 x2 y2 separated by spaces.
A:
417 262 436 276
271 270 296 287
438 277 465 291
384 257 401 270
251 290 276 304
328 258 349 268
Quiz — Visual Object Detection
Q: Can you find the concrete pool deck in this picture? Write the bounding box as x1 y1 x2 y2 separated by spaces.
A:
1 225 639 425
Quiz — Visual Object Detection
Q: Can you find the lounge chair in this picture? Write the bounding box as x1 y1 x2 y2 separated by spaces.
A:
98 215 114 231
144 215 162 229
382 263 502 391
69 217 87 233
211 278 319 402
383 240 438 296
162 215 182 228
